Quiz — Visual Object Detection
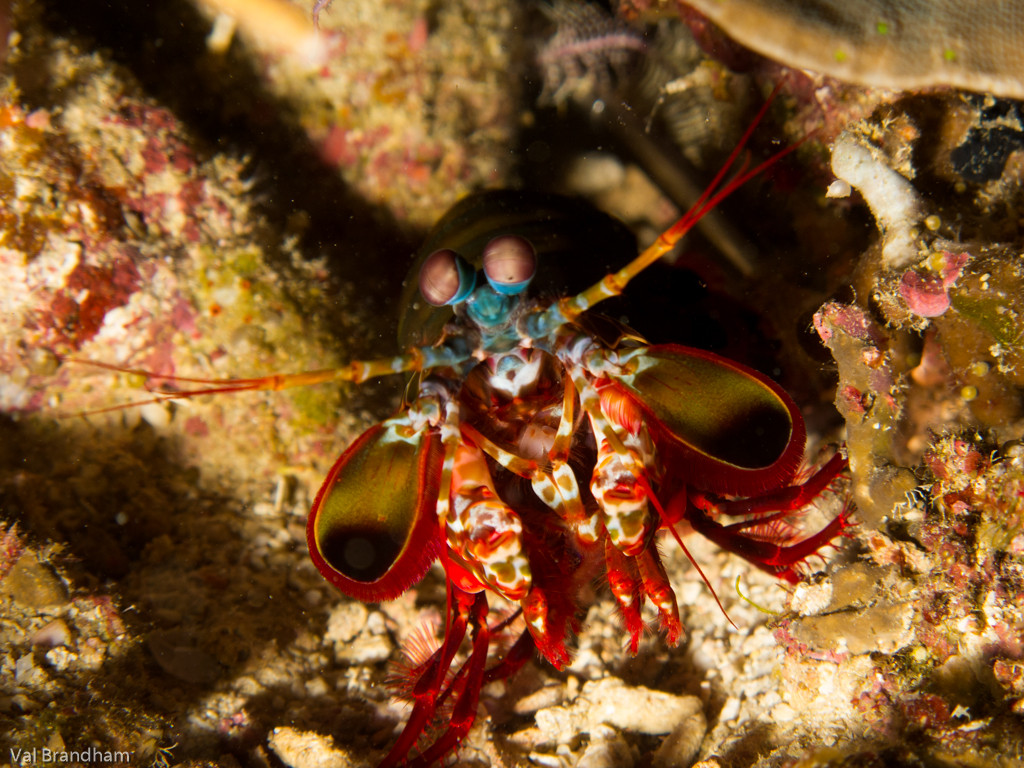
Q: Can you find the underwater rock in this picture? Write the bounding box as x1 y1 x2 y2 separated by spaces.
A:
949 96 1024 184
280 0 521 226
634 0 1024 100
826 104 1024 438
813 302 917 525
0 9 366 488
0 553 69 609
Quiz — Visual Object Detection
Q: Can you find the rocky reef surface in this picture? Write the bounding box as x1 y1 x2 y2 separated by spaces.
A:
2 1 1023 767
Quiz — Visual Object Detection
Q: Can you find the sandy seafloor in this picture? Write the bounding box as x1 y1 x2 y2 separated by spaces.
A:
2 1 1024 767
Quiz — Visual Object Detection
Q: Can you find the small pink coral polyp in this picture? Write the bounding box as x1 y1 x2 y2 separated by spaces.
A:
900 270 951 317
899 251 970 318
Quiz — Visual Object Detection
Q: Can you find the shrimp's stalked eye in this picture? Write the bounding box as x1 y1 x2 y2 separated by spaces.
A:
482 235 537 295
419 248 476 306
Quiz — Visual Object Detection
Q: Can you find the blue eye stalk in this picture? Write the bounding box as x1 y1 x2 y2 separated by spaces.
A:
418 235 538 328
418 248 477 307
482 235 537 295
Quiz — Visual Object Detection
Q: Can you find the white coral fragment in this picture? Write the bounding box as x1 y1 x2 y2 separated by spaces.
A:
831 133 924 269
534 677 704 741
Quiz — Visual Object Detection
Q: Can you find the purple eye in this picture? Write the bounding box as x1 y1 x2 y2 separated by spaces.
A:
482 235 536 296
419 248 476 306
